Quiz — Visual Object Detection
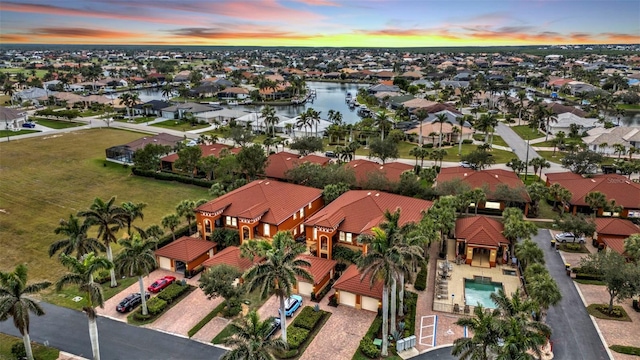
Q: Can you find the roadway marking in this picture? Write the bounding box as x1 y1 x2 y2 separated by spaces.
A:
419 315 437 347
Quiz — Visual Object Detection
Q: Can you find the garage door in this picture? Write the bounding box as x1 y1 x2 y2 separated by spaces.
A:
339 291 356 307
158 257 172 271
362 296 379 312
298 281 313 296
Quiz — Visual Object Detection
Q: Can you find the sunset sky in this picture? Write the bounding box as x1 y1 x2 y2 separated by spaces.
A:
0 0 638 47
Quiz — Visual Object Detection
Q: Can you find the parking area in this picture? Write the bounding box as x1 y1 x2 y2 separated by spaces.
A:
419 315 436 347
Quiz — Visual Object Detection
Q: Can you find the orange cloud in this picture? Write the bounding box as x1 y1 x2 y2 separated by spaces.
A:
0 34 30 43
30 27 141 39
169 27 315 40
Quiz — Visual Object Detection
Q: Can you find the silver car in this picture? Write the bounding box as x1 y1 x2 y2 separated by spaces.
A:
554 232 585 243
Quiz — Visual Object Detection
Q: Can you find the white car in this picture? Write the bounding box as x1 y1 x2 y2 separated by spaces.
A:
460 161 472 168
554 232 585 243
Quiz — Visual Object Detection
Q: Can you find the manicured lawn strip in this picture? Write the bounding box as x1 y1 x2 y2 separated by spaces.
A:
127 285 196 326
0 333 59 360
212 323 236 344
558 244 589 253
41 277 138 311
536 151 564 164
617 104 640 110
188 301 227 338
610 345 640 356
532 221 556 230
0 128 208 284
536 201 558 220
511 125 544 140
0 129 39 137
474 134 508 147
151 120 211 131
586 304 632 322
574 279 606 286
33 118 84 129
279 309 331 360
115 116 158 124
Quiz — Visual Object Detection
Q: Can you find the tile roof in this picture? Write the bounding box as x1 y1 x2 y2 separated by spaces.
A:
594 218 640 236
437 168 531 202
0 106 25 121
333 264 383 299
345 159 414 186
196 180 323 225
155 236 216 263
601 237 626 255
548 173 640 208
161 143 240 163
264 152 300 180
202 246 259 271
297 255 337 285
305 190 433 235
455 216 508 248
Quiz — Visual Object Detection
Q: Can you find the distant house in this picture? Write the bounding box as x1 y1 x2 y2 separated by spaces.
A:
160 143 241 173
592 218 640 255
132 100 171 117
161 102 214 119
217 87 249 100
344 159 414 188
105 133 182 164
367 83 401 94
583 127 640 155
264 151 330 181
548 112 598 135
0 106 27 129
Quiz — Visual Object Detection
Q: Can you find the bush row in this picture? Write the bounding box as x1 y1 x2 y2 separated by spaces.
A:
222 299 242 318
359 338 381 358
291 306 324 331
287 326 310 350
610 345 640 356
146 297 167 315
414 262 428 291
131 167 214 188
157 283 189 303
403 292 418 338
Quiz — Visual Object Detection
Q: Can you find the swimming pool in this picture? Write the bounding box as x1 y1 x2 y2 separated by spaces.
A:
464 278 503 308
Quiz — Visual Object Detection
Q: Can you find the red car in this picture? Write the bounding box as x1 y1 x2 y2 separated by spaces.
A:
147 276 176 293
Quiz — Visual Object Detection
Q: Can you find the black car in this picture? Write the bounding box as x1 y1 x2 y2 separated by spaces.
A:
265 317 282 339
116 293 151 313
325 151 336 158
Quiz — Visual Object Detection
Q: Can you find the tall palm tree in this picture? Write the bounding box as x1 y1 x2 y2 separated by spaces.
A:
79 197 127 288
49 214 106 259
121 201 147 236
243 232 312 343
161 213 181 241
527 273 562 322
452 305 502 360
295 112 311 137
161 84 173 100
516 90 527 126
56 253 113 360
542 107 557 141
176 200 197 233
374 110 392 141
114 235 157 316
515 239 545 270
220 310 288 360
584 191 607 217
261 106 279 137
0 264 51 360
455 116 466 155
495 315 551 360
415 109 428 146
434 113 451 148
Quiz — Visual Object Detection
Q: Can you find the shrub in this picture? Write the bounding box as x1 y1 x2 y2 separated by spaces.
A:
564 243 582 251
131 167 214 188
292 306 324 330
11 342 26 360
328 294 338 307
274 349 299 359
311 281 334 302
633 299 639 312
403 292 418 338
133 311 152 321
414 262 428 291
93 270 110 284
423 143 434 148
287 326 310 349
146 297 167 315
462 139 473 144
575 273 604 281
222 299 242 318
359 338 381 359
157 283 189 303
366 316 383 339
610 345 640 356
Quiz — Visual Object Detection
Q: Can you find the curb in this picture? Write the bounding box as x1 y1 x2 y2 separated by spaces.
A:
418 343 453 354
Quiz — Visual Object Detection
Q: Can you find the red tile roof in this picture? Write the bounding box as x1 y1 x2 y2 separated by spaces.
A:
264 152 331 180
333 264 383 299
545 172 584 183
155 236 216 262
601 236 626 255
455 216 508 248
161 143 240 163
305 190 432 235
196 180 323 225
547 173 640 208
345 159 414 186
594 218 640 237
437 168 531 202
297 255 337 285
202 246 259 271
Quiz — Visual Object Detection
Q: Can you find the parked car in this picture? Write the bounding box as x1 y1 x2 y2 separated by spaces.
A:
22 122 36 128
325 151 336 158
460 161 472 168
147 275 176 293
278 295 303 317
265 317 282 339
116 292 151 313
554 232 586 243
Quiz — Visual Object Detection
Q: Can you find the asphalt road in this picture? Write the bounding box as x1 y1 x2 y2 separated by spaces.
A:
0 302 226 360
496 122 540 162
531 229 610 360
413 347 456 359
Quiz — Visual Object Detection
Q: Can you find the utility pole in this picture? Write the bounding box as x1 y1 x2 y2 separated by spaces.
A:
524 137 531 180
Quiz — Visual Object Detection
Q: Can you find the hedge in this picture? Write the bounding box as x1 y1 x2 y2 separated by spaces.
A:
462 139 473 144
291 306 324 331
414 262 428 291
94 270 111 284
146 297 167 315
157 283 189 303
131 167 214 188
358 338 381 359
403 292 418 338
610 345 640 356
365 316 383 339
188 301 227 337
287 326 310 349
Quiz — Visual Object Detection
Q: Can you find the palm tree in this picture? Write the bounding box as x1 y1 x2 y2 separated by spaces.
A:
374 110 392 141
176 200 197 233
409 147 422 166
121 201 147 236
161 84 173 100
0 264 51 360
516 90 527 126
584 191 607 217
306 108 321 138
557 188 573 215
415 109 428 146
515 238 544 270
2 82 15 105
79 197 127 288
243 232 312 343
455 116 466 155
553 131 566 155
434 113 451 147
114 235 157 316
220 310 288 360
161 213 181 241
452 305 502 360
295 112 311 137
613 143 626 159
261 106 279 137
527 273 562 322
56 253 113 360
469 188 487 215
49 214 106 259
528 157 550 178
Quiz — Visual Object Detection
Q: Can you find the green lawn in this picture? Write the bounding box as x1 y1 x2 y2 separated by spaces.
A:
473 134 508 147
536 200 558 220
511 125 544 140
617 104 640 110
116 116 158 124
0 128 209 285
0 129 40 138
536 151 565 164
41 277 138 310
0 68 48 78
33 118 84 129
0 333 59 360
151 120 211 131
78 109 105 117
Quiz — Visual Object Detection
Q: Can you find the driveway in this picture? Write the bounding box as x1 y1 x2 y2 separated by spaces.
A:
531 229 609 360
144 287 219 337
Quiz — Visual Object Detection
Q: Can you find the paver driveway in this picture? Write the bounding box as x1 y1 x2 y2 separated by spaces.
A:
144 286 218 337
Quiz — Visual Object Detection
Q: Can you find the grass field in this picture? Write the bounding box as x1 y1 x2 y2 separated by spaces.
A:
0 128 209 285
33 118 84 129
473 134 508 147
152 120 211 131
0 68 48 78
511 125 544 140
536 151 565 164
0 129 40 138
0 334 59 360
115 116 157 124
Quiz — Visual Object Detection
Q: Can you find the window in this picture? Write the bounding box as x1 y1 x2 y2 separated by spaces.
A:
226 217 237 227
299 223 304 234
313 228 317 240
300 208 304 217
293 228 297 235
308 202 312 209
339 231 352 243
293 212 297 220
204 219 211 233
339 231 345 242
346 233 352 243
225 216 231 226
263 223 270 237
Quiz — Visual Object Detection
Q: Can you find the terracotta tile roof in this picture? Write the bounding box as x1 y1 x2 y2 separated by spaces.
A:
300 154 330 166
202 246 259 271
297 255 337 285
547 173 640 208
196 180 323 225
264 152 300 180
455 216 508 248
594 218 640 236
161 143 240 163
345 159 414 186
437 168 531 202
412 103 460 114
333 264 383 299
155 236 216 262
305 190 433 235
545 172 584 183
601 236 626 255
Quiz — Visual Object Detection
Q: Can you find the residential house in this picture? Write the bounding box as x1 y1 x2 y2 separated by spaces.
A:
583 127 640 155
202 246 260 272
332 264 382 311
435 168 531 216
217 87 250 100
160 143 240 173
454 216 510 268
545 103 589 118
548 112 598 135
264 151 330 181
545 172 640 218
132 100 171 117
195 180 324 243
592 218 640 255
161 102 214 119
344 159 414 188
0 106 27 129
155 236 216 275
105 133 182 164
293 255 337 297
367 83 401 94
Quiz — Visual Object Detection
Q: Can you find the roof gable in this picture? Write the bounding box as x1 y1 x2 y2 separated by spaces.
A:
202 246 259 271
595 218 640 236
333 264 383 299
155 236 216 262
455 216 508 247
